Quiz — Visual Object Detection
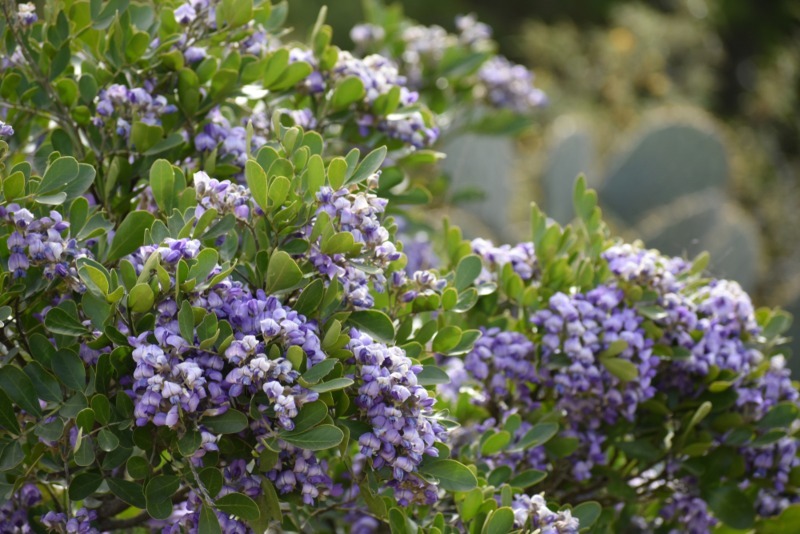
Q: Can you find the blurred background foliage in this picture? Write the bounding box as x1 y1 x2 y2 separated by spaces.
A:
290 0 800 361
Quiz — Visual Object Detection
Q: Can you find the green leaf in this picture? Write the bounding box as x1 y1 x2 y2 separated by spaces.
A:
74 435 95 466
199 505 221 534
309 377 354 393
0 391 20 434
389 507 418 534
418 459 477 492
455 255 482 291
460 488 483 522
348 310 395 344
179 300 194 343
24 362 62 403
481 431 511 455
758 402 798 429
290 400 329 434
268 176 291 206
98 429 120 451
149 159 175 214
52 349 86 391
301 359 337 384
511 422 559 451
509 469 547 488
45 307 90 336
69 472 103 501
3 171 25 200
203 409 248 434
216 492 261 521
107 211 156 262
483 507 514 534
346 146 387 186
0 366 42 417
600 357 638 382
107 478 146 509
146 475 180 520
432 326 462 353
571 501 602 529
128 283 155 313
245 160 268 212
707 485 755 529
37 156 79 196
0 442 24 471
281 424 344 450
265 251 303 293
416 366 450 386
330 75 365 111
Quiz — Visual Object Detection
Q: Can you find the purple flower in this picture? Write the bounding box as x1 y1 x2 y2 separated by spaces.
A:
478 56 547 112
0 120 13 137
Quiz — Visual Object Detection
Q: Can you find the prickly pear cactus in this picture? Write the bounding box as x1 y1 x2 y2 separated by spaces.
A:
443 133 518 239
542 128 595 224
599 122 729 224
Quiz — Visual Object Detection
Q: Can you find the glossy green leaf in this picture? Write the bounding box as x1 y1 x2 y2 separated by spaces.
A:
418 459 477 492
107 211 156 262
281 424 344 450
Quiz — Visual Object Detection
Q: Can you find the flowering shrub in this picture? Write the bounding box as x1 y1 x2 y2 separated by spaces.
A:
0 1 797 533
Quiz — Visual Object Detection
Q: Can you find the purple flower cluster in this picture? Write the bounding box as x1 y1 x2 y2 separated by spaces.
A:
1 204 86 283
603 245 761 380
396 15 491 86
16 3 37 26
194 108 266 167
455 14 493 49
659 491 718 534
264 442 334 504
349 329 446 505
511 493 580 533
396 221 440 275
447 327 537 411
172 0 216 30
471 238 538 284
41 507 99 534
93 83 176 141
0 120 13 137
350 23 386 49
392 269 447 303
193 171 253 221
125 238 325 429
477 56 547 112
307 187 401 309
164 460 262 533
331 52 439 148
0 483 40 533
533 286 658 480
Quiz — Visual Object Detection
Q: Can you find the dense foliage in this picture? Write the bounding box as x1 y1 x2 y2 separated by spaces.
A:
0 1 797 533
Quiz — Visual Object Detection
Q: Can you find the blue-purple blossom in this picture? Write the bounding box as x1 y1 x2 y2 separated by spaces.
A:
443 327 537 411
0 483 40 533
0 120 13 137
193 171 253 220
348 329 446 505
41 507 99 534
93 83 176 142
331 52 439 147
533 286 658 479
0 204 87 284
511 493 580 533
659 491 717 534
477 56 547 112
16 3 37 25
471 238 538 284
306 186 401 309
